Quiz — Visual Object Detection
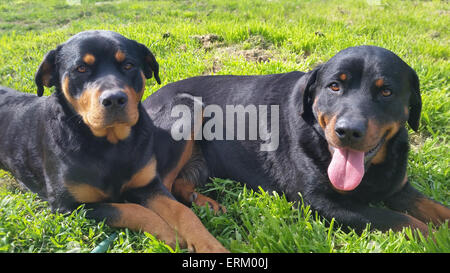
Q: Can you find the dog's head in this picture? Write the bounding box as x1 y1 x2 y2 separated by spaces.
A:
299 45 421 191
35 30 161 143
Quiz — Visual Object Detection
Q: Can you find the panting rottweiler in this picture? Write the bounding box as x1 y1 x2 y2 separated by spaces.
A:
0 30 228 252
144 45 450 235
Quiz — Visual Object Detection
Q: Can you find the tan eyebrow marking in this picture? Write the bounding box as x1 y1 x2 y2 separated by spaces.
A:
83 53 95 65
375 78 384 88
115 50 126 62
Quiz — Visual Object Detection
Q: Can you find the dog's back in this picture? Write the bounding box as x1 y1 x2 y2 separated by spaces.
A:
0 87 49 195
143 72 305 190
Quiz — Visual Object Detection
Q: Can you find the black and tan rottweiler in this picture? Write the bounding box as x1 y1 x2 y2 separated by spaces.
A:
144 45 450 235
0 30 228 252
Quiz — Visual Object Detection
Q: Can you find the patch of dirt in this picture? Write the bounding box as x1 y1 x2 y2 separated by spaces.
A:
192 33 274 63
198 33 276 75
239 48 272 63
191 34 224 50
218 34 274 63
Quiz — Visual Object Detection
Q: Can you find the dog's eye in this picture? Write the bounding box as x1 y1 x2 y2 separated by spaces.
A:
76 65 87 73
123 63 134 70
329 82 340 92
381 89 392 97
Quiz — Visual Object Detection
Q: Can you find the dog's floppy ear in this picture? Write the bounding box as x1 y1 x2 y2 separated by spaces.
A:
138 43 161 84
35 49 58 97
295 64 322 116
408 69 421 132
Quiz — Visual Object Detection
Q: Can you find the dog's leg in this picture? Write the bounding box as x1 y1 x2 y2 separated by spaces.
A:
171 143 224 212
304 191 429 235
124 178 228 253
384 182 450 226
172 177 225 213
84 202 183 249
330 205 428 235
147 194 228 253
161 137 225 213
162 140 195 192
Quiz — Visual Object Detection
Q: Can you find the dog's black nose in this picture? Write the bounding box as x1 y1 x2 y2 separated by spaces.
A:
99 91 128 109
334 118 366 143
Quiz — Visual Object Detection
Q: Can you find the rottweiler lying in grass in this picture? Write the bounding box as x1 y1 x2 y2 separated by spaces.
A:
144 45 450 235
0 30 228 253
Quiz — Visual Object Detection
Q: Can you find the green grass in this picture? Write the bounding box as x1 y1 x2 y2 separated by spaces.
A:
0 0 449 253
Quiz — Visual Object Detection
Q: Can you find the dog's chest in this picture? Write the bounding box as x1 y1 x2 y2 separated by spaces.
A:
63 155 157 204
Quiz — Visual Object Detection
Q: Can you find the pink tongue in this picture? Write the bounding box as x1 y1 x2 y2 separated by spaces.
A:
327 148 365 191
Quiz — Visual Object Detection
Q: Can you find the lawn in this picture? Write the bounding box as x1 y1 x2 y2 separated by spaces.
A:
0 0 449 253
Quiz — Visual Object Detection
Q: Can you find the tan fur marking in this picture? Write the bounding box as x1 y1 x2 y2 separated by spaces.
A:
371 144 387 164
115 50 126 62
318 113 327 130
339 73 347 81
384 122 401 141
146 195 228 252
108 203 180 248
172 178 225 213
62 76 99 127
66 183 109 203
368 119 401 165
62 76 88 114
105 130 119 144
410 198 450 226
113 124 132 140
121 157 157 192
163 139 194 191
323 114 339 147
62 76 70 99
315 101 329 131
162 104 203 191
83 53 95 65
123 85 142 126
105 124 132 144
172 178 196 204
375 78 384 88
